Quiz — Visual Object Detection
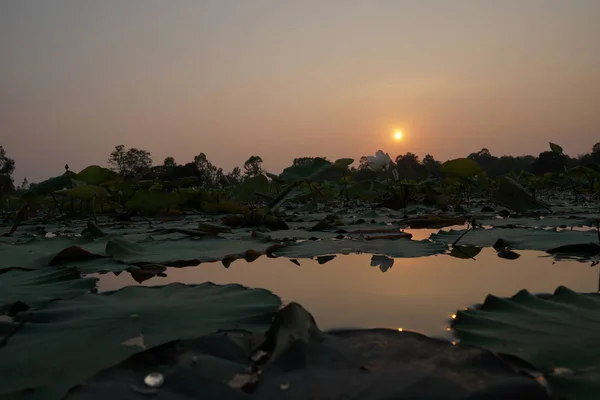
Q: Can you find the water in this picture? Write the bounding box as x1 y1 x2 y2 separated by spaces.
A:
93 243 598 339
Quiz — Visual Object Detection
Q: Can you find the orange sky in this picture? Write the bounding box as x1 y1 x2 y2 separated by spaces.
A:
1 0 599 182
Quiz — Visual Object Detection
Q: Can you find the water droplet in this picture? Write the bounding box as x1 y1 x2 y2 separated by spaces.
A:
552 367 574 376
144 372 164 388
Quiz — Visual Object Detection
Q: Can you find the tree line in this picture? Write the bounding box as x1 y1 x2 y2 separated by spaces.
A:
0 142 599 195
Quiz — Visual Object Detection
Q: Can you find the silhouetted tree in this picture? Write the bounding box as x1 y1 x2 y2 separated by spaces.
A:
0 146 16 194
243 156 264 177
193 153 219 185
395 152 422 179
592 142 600 164
531 151 569 175
163 157 176 167
226 167 242 184
467 148 498 176
422 154 442 177
108 145 153 179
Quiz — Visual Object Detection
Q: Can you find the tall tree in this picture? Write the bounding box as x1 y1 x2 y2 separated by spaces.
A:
193 153 218 185
226 166 242 184
163 157 176 167
243 155 264 177
531 151 569 175
0 146 16 194
592 142 600 163
108 145 153 179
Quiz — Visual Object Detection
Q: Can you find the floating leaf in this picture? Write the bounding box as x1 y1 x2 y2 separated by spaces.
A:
273 238 447 259
0 282 281 399
0 267 97 316
399 215 466 229
452 286 600 400
68 302 552 400
430 228 598 252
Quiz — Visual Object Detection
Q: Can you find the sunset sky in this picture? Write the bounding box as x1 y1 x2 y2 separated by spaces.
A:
2 0 599 182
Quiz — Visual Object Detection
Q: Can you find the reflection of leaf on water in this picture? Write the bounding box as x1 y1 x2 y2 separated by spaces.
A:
496 250 521 260
547 243 600 261
449 245 482 260
316 255 336 264
370 255 394 272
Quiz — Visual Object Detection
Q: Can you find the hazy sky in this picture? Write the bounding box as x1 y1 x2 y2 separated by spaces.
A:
2 0 599 182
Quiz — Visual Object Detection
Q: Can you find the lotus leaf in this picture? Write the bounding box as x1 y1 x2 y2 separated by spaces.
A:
66 302 552 400
0 282 281 399
430 228 599 251
452 286 600 400
76 166 122 187
0 267 97 315
440 158 482 179
272 238 447 259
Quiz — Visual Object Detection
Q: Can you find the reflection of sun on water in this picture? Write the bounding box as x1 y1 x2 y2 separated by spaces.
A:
394 131 403 141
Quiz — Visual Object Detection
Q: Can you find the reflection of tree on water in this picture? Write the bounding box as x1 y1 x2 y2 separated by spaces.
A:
370 255 394 272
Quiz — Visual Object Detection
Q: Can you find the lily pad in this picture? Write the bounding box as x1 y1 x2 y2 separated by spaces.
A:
451 286 600 400
0 267 98 316
272 238 447 259
0 282 281 399
67 302 552 400
430 228 599 251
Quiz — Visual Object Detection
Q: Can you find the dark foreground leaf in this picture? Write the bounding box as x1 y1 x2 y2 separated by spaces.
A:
0 282 281 400
452 286 600 400
0 267 97 316
67 303 552 400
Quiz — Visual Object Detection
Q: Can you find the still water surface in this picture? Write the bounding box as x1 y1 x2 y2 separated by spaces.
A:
94 230 598 339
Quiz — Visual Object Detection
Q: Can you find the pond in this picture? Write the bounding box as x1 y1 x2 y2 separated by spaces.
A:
93 229 598 339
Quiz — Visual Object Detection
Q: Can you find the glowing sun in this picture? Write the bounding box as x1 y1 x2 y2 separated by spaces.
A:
394 131 403 141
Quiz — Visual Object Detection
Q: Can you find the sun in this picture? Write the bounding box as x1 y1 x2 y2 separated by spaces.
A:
394 131 403 141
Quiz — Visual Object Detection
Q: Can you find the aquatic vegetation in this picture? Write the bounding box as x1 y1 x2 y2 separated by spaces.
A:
0 143 598 399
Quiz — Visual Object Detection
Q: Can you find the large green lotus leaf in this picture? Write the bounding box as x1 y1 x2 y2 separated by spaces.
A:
237 175 270 202
452 286 600 400
493 177 547 213
57 185 109 200
76 166 122 187
0 236 109 272
549 142 564 154
272 238 447 259
103 235 276 266
67 303 551 400
477 217 597 228
429 228 599 251
440 158 482 179
0 267 98 315
278 158 332 182
22 173 75 199
0 282 281 400
333 157 354 169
